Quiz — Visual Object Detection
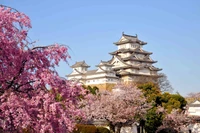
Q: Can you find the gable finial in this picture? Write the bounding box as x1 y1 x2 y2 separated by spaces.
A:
122 32 124 35
136 34 138 37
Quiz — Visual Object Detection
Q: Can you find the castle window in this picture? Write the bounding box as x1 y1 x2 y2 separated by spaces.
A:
131 44 137 48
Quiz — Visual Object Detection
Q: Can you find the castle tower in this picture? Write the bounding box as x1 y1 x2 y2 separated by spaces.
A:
67 33 162 90
108 33 162 82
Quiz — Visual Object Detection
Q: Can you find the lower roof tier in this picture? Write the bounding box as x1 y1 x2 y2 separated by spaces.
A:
116 71 162 77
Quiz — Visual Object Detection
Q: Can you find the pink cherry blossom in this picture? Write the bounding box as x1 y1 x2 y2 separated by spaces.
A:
0 5 87 132
82 83 151 133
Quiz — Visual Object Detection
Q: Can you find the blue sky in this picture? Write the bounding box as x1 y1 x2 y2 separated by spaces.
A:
2 0 200 96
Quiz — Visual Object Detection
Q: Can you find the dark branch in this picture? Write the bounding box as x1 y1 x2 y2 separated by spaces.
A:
6 59 27 90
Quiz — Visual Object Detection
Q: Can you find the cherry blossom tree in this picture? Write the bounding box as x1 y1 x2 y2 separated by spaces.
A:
0 5 87 132
186 92 200 103
82 83 150 133
157 109 200 133
157 110 190 132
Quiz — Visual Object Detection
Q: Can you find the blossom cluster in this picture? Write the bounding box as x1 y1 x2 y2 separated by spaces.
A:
0 5 86 132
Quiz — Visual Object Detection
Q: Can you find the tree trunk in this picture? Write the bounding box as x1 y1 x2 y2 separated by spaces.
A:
115 125 122 133
109 123 115 133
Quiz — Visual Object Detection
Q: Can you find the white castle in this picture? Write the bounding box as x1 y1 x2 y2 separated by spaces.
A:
67 33 162 91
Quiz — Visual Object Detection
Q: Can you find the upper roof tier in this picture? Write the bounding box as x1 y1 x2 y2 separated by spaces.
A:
96 60 113 67
71 61 90 68
109 48 152 55
113 33 147 45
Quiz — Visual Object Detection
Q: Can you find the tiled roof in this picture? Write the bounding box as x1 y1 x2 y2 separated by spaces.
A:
114 33 147 45
148 66 162 71
86 70 97 75
117 71 162 77
71 61 90 68
109 48 152 55
122 56 157 63
96 60 113 67
123 33 137 39
189 100 200 107
86 76 119 80
67 70 107 77
108 55 142 69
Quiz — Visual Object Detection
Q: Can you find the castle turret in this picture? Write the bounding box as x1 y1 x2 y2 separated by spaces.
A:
71 60 90 73
67 61 90 83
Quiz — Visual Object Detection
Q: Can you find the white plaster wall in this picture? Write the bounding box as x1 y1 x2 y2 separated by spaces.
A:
127 61 140 66
137 54 145 59
150 71 157 75
118 45 126 49
188 123 200 133
188 107 200 116
87 73 118 80
118 43 140 50
102 66 112 71
125 43 132 49
86 73 107 79
126 43 139 49
128 69 138 73
138 69 150 75
126 68 133 73
118 53 124 57
142 62 151 66
120 53 130 58
68 75 83 80
71 68 78 74
86 78 118 85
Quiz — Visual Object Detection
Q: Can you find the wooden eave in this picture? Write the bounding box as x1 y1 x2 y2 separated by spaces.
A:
112 65 140 70
123 57 157 63
149 67 162 71
117 72 162 77
96 64 113 67
108 55 130 67
113 40 134 45
113 39 147 46
109 49 152 55
96 60 113 67
98 66 115 73
71 61 90 68
86 76 119 80
67 69 115 77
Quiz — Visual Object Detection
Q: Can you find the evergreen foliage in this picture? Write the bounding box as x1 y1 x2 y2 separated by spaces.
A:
137 82 187 133
82 85 99 95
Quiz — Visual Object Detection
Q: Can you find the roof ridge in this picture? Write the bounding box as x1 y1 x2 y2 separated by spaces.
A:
123 33 137 38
